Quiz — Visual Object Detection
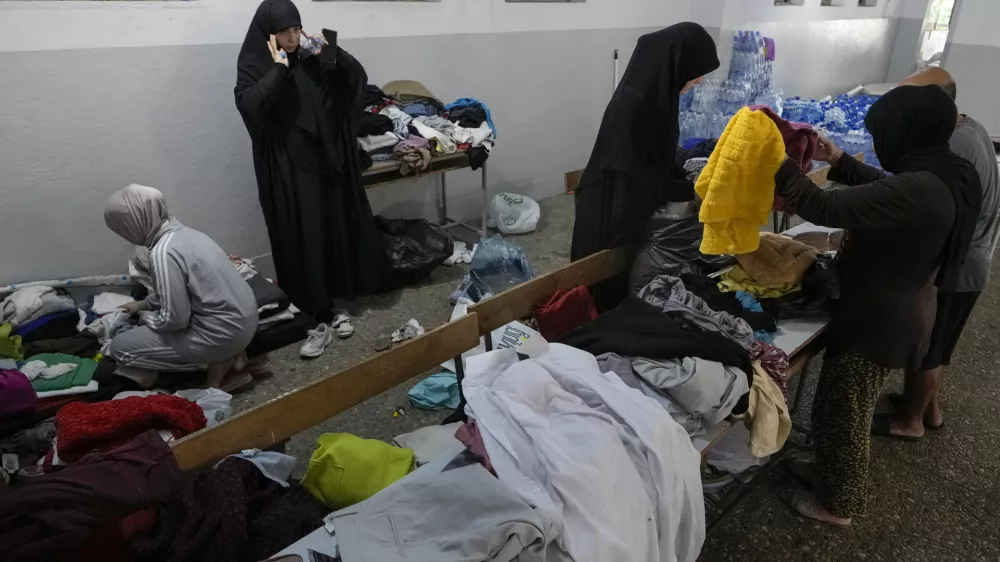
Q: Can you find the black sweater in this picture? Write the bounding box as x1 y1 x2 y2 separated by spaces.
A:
774 156 956 370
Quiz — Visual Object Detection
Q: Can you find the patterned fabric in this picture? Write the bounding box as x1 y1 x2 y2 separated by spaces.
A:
751 340 789 394
813 351 890 518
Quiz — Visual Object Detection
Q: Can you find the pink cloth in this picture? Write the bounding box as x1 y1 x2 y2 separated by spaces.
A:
454 421 495 475
751 105 819 216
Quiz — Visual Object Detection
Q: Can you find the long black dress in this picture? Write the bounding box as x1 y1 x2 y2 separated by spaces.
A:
235 0 384 316
570 23 719 309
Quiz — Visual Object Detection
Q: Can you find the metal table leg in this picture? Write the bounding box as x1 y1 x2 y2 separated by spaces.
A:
439 171 448 225
481 162 489 240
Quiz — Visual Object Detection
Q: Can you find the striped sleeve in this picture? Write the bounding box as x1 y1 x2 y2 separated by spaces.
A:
142 232 192 332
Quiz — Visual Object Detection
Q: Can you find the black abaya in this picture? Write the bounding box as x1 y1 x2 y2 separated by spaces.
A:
571 23 719 261
235 0 385 314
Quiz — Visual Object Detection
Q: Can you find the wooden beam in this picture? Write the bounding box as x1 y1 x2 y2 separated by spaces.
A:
470 247 631 335
170 313 481 472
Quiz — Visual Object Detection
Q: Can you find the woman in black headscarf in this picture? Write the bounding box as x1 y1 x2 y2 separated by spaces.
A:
772 85 981 527
570 23 719 308
235 0 384 345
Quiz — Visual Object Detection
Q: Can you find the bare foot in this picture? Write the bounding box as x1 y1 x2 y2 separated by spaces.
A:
789 491 852 528
889 415 925 439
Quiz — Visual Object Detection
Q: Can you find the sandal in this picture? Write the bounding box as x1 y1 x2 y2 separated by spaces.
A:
887 393 945 430
375 319 425 352
871 414 922 442
788 490 852 528
220 372 253 393
331 313 355 339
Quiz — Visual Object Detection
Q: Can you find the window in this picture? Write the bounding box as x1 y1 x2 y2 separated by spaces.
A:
858 0 878 6
821 0 846 6
774 0 805 5
917 0 956 66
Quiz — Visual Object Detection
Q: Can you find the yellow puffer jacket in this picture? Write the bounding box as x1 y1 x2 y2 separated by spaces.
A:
695 108 787 255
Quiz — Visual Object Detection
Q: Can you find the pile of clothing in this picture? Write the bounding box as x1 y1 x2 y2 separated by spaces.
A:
358 80 496 174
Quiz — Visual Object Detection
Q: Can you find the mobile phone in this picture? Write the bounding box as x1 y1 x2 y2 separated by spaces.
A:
321 29 338 64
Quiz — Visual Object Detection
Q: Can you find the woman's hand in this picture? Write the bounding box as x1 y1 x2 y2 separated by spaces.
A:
120 301 141 315
814 135 844 164
268 34 289 67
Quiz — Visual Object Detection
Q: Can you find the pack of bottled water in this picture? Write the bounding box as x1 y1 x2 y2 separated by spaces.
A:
782 93 882 167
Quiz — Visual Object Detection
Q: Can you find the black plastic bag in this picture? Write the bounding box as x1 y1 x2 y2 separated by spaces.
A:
376 217 454 286
629 211 734 294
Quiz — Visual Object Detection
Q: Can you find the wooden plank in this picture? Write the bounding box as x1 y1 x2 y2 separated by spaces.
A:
469 247 631 335
170 313 481 471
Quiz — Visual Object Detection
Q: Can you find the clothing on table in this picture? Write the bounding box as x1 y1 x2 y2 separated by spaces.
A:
131 456 328 562
812 350 890 518
104 214 258 367
0 323 23 360
217 448 297 487
357 131 398 153
638 275 755 351
695 107 787 255
734 292 775 342
735 232 819 286
407 372 460 410
793 229 845 253
447 104 488 129
751 339 790 394
631 356 749 428
228 253 259 280
246 273 290 316
382 80 444 109
750 104 818 174
597 352 704 436
534 285 599 342
572 24 720 263
35 380 99 399
91 292 135 316
719 265 800 299
948 116 1000 292
392 136 432 176
14 310 79 341
920 290 981 370
357 113 393 137
735 362 790 457
0 369 35 418
444 97 496 137
24 334 100 359
378 104 413 139
462 344 705 562
330 465 565 562
561 296 753 378
0 419 55 468
25 353 97 392
411 117 457 154
0 431 182 561
392 422 463 466
767 253 840 319
681 274 777 333
21 360 76 381
401 102 438 117
236 1 386 312
773 153 966 371
55 394 206 462
0 286 76 328
300 433 414 509
363 84 390 108
452 121 495 149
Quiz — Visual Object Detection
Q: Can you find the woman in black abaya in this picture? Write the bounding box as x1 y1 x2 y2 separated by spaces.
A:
571 23 719 308
235 0 384 348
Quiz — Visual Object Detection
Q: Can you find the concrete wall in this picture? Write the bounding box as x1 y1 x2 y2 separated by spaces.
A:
943 0 1000 134
0 0 912 285
886 0 931 82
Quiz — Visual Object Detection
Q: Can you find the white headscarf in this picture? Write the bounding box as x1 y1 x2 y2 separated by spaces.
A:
104 184 169 247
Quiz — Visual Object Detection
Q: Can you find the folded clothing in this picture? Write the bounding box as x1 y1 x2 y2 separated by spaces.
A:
300 433 414 509
1 286 75 327
27 353 97 392
383 80 444 109
0 369 36 418
719 265 801 299
379 104 413 139
736 232 819 286
16 310 79 342
245 274 290 313
695 108 786 255
444 97 496 137
55 394 206 462
447 104 487 128
358 132 399 153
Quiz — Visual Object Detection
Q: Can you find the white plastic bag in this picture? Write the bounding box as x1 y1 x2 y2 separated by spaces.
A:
440 297 548 372
490 192 540 234
175 388 234 427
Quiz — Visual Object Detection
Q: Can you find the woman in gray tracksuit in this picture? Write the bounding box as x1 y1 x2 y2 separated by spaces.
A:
105 184 258 384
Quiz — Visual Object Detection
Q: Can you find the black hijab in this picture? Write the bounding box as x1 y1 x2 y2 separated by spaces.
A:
588 23 720 202
865 84 983 287
236 0 301 85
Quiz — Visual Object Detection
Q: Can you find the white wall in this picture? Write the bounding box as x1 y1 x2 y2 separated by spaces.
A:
0 0 689 52
942 0 1000 133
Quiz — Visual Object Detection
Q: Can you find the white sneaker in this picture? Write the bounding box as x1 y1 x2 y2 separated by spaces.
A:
300 323 334 358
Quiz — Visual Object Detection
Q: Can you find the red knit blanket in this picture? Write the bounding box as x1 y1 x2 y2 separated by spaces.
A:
56 395 206 462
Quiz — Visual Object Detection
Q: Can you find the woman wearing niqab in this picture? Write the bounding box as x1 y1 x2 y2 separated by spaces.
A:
235 0 384 325
570 23 720 307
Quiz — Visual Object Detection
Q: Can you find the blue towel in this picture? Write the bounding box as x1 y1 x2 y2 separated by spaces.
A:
735 291 764 313
444 98 497 138
408 372 460 410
